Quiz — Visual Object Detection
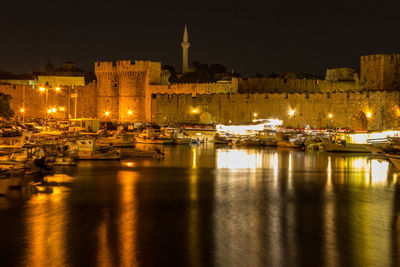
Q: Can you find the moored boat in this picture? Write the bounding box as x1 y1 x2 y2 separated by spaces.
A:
135 129 174 144
68 139 121 160
325 143 370 153
385 154 400 170
96 133 135 147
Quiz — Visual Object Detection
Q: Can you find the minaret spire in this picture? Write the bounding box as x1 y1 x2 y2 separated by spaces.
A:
181 25 190 73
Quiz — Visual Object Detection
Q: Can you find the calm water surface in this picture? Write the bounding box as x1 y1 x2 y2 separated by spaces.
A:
1 145 400 266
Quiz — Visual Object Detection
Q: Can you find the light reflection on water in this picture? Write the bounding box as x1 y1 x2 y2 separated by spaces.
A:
2 146 400 266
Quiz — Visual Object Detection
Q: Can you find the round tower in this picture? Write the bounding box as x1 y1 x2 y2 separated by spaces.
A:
95 61 119 121
117 60 148 122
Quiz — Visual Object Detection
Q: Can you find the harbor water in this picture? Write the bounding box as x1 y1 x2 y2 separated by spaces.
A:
1 145 400 266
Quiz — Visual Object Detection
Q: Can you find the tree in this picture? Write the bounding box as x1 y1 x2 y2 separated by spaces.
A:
0 92 14 120
210 64 227 75
162 65 178 82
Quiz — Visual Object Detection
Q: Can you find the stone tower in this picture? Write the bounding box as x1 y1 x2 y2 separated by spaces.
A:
181 25 190 73
361 54 400 90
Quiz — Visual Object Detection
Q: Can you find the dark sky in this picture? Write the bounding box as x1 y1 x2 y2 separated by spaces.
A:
1 0 399 76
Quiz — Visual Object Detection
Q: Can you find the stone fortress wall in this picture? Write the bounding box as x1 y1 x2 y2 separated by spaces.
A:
152 91 400 130
3 53 400 131
234 77 357 94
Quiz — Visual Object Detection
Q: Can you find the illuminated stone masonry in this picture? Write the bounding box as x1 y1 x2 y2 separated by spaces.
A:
2 53 400 131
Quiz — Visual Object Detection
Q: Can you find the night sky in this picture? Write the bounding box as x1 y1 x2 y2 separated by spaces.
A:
1 0 399 76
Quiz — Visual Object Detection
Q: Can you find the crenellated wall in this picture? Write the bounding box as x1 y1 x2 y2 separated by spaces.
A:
325 68 357 81
153 91 400 130
235 77 357 94
149 82 235 96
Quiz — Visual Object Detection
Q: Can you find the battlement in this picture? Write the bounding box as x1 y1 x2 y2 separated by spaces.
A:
361 53 400 90
361 53 400 62
94 61 116 72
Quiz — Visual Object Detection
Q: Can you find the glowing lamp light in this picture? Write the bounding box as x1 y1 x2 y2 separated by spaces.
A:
328 113 333 119
59 107 65 111
366 112 372 118
128 110 133 115
105 111 110 116
55 87 60 92
51 107 56 113
39 87 45 92
20 108 24 113
192 108 198 113
253 113 258 117
47 109 52 114
289 109 295 116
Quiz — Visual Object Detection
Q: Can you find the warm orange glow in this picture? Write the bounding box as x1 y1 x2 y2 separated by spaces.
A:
20 108 25 113
328 113 333 119
366 111 372 118
59 107 65 111
47 109 52 114
51 107 56 113
39 87 45 92
128 110 132 115
55 87 60 91
253 112 258 117
192 108 198 113
105 111 110 116
289 109 295 116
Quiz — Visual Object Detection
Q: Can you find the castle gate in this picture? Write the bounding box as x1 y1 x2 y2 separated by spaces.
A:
351 111 368 130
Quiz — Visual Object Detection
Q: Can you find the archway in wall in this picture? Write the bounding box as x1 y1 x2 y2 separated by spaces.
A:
200 112 213 124
351 111 368 130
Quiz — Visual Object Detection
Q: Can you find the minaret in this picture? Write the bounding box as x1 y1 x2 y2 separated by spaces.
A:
181 25 190 73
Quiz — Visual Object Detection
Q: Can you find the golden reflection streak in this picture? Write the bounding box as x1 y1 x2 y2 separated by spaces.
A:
285 152 296 262
188 170 200 266
192 148 197 168
370 160 389 185
216 149 263 169
97 216 112 267
288 153 293 191
25 186 68 267
324 155 337 267
118 170 139 267
270 152 281 266
272 152 278 187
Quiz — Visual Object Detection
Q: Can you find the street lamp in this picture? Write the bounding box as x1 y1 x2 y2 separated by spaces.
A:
20 108 25 123
289 109 295 116
366 111 372 118
328 113 333 129
253 112 258 117
55 87 60 92
105 111 110 117
192 108 198 113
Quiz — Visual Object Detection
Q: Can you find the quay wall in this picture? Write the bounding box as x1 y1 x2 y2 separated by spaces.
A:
152 91 400 130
